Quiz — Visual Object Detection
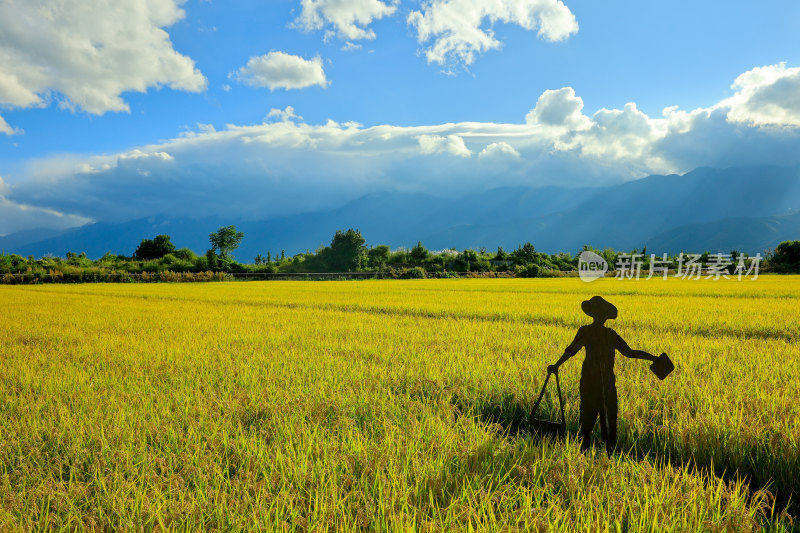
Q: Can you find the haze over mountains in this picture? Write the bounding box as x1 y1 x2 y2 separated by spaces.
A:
3 165 800 261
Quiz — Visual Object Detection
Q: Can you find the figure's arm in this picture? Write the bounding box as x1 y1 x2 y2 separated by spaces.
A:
549 329 583 373
615 333 657 362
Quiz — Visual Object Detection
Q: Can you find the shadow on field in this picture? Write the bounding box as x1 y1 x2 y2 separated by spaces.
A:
450 391 566 442
447 391 798 522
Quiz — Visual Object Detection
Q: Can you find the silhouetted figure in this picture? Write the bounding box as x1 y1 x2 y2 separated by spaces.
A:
548 296 660 454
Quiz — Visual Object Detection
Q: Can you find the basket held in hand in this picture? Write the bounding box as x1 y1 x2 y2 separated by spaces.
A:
650 352 674 380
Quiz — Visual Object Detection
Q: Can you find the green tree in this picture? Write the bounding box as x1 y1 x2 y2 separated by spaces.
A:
328 229 367 271
390 248 409 265
368 245 391 269
205 249 218 270
209 225 244 259
134 235 176 260
511 242 537 265
772 240 800 272
454 249 480 271
410 241 429 264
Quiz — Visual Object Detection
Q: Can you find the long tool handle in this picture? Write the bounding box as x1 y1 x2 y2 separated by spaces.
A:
554 372 566 428
531 372 551 419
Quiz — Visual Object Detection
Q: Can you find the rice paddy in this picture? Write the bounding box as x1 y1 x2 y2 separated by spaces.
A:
1 277 798 531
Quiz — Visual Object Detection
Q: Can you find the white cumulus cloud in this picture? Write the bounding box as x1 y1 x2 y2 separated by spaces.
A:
720 63 800 127
408 0 578 69
0 114 21 135
0 0 206 116
526 87 591 130
292 0 399 41
118 150 174 162
5 64 800 235
267 106 303 122
479 141 520 159
418 134 472 157
233 52 329 91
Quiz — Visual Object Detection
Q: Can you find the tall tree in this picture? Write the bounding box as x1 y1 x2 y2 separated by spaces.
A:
209 225 244 259
327 229 366 271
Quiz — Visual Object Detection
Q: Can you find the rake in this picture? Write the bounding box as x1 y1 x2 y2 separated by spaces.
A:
529 371 566 437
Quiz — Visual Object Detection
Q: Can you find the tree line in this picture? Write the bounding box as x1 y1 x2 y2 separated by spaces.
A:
127 227 580 277
2 224 800 282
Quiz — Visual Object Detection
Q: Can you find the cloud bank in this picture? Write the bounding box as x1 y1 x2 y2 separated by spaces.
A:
4 64 800 234
0 177 90 236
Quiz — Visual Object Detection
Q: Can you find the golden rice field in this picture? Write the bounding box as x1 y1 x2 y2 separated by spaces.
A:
1 277 799 531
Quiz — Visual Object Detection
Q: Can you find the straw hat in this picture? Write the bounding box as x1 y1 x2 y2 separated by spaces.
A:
581 295 617 321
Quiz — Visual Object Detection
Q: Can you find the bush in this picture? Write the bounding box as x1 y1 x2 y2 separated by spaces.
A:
173 248 198 261
140 259 166 272
400 267 426 279
517 264 540 278
158 254 194 272
193 255 210 271
257 263 278 274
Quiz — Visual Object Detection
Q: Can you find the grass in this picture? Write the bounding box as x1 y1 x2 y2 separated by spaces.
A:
0 277 798 531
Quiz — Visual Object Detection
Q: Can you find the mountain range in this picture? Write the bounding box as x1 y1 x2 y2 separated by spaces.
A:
3 165 800 260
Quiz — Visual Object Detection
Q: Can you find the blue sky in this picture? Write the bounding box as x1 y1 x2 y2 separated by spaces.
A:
1 0 800 234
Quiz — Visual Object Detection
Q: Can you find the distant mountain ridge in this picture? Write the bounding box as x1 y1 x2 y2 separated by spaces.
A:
3 165 800 260
647 211 800 254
